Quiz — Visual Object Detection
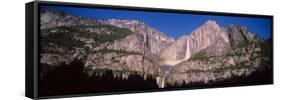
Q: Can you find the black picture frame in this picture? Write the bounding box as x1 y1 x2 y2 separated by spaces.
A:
26 1 274 99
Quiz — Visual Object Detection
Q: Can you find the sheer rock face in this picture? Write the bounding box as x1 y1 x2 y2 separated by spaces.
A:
100 19 174 55
160 20 229 66
164 21 263 86
84 33 161 77
40 10 169 78
187 20 230 55
227 24 256 48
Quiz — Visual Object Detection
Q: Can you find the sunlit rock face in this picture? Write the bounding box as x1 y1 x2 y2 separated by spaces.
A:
40 10 171 80
100 19 174 55
160 20 229 66
164 21 265 86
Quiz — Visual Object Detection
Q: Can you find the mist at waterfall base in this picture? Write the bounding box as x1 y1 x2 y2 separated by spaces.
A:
39 59 272 97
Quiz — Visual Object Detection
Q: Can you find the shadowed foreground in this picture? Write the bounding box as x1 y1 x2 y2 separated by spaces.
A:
166 68 273 88
39 60 158 97
39 59 272 97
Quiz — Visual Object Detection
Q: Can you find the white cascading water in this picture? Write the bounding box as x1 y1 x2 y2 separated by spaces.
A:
162 37 191 66
184 37 191 60
161 77 165 88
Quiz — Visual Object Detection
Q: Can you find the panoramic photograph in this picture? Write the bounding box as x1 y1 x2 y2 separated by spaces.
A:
39 5 273 96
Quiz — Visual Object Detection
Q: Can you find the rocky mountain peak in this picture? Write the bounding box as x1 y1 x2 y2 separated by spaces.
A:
40 10 97 29
99 19 146 30
227 24 255 39
105 19 145 26
195 20 221 34
226 24 257 49
100 18 174 54
160 20 230 66
205 20 218 25
40 10 65 17
202 20 220 30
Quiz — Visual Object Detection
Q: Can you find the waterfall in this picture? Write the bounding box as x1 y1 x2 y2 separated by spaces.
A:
160 77 165 88
156 76 166 88
185 37 191 60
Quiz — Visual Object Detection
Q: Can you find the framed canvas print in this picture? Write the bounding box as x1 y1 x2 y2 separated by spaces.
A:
26 1 273 99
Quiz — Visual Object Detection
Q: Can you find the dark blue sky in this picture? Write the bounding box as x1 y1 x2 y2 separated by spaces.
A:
41 5 272 39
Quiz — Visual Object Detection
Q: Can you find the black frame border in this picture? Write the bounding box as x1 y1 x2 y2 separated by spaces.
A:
26 0 274 99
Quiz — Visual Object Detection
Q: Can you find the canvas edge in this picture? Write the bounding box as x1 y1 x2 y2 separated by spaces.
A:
25 0 274 99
